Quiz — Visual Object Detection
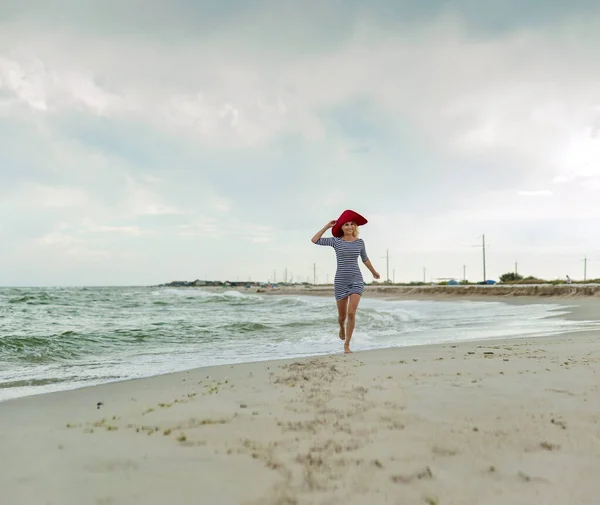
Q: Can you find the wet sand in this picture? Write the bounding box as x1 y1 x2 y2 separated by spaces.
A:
1 322 599 504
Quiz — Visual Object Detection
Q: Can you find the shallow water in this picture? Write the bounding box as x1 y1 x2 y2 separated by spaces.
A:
1 286 598 401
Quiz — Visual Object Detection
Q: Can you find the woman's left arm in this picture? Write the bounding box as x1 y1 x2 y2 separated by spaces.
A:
363 260 380 279
360 241 380 279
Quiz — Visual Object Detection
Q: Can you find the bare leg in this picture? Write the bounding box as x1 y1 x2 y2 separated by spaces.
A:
336 297 348 340
344 294 361 353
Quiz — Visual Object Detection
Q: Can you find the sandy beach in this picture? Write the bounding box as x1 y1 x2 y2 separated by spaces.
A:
258 282 600 300
1 294 599 505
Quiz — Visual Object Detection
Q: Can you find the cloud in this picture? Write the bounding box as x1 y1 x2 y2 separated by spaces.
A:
34 230 133 264
7 183 90 208
80 218 152 236
123 176 183 217
177 218 222 237
518 190 553 197
37 231 81 246
2 2 600 284
247 224 275 243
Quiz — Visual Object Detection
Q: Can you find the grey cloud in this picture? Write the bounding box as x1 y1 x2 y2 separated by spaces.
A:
3 0 599 42
2 1 600 285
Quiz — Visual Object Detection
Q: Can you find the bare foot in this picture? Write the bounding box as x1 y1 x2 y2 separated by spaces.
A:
339 326 346 340
344 345 353 354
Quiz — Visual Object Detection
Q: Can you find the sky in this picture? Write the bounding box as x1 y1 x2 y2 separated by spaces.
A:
2 0 600 286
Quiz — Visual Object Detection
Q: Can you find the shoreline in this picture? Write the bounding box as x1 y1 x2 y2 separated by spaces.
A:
248 283 600 322
2 293 598 405
2 326 599 407
257 282 600 298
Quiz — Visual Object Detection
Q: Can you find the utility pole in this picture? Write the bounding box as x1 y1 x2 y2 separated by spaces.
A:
463 264 466 282
583 256 588 282
514 261 518 276
273 269 276 284
284 268 287 284
472 234 488 282
380 249 390 282
483 234 487 282
387 249 389 282
423 267 427 283
313 263 316 285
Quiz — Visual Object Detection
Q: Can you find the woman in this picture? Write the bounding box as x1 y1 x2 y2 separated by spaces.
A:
311 209 380 353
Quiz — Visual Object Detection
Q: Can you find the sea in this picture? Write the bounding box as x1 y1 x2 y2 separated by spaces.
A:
1 286 598 402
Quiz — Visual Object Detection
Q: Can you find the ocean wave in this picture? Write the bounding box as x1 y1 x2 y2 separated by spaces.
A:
7 294 54 305
2 286 599 402
0 376 78 389
0 334 86 362
153 288 264 306
217 322 271 333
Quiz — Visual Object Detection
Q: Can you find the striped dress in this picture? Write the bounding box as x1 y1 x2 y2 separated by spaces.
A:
315 237 369 300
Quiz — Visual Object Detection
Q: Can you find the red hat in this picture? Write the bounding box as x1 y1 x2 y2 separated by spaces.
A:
331 209 368 237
